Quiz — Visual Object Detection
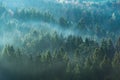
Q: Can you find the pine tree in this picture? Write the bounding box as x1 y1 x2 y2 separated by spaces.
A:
112 52 120 69
112 52 120 80
45 50 52 63
63 52 69 63
59 17 68 27
15 48 21 57
84 56 92 70
92 48 104 66
100 55 111 69
116 37 120 52
85 38 89 46
74 64 81 74
2 45 15 57
66 62 72 73
100 39 108 55
74 49 81 63
107 39 115 58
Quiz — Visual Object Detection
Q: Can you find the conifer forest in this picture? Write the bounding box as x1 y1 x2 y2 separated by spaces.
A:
0 0 120 80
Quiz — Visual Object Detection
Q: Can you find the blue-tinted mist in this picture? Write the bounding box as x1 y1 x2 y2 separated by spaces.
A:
0 1 120 80
0 0 120 47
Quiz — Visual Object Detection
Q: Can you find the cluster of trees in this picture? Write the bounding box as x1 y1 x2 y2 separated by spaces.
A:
0 1 120 80
0 2 119 42
14 8 55 23
0 31 120 80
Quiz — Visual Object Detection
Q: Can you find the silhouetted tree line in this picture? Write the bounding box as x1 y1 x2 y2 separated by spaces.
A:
0 32 120 80
0 1 120 80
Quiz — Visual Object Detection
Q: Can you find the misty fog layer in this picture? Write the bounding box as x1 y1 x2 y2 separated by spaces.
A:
0 0 120 46
0 0 120 80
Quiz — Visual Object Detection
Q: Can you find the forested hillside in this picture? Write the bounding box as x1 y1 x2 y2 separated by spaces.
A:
0 0 120 80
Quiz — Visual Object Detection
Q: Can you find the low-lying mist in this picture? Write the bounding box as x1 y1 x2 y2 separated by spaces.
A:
0 1 118 46
0 0 120 80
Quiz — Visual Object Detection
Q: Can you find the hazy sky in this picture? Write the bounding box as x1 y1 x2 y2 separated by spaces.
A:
0 0 110 8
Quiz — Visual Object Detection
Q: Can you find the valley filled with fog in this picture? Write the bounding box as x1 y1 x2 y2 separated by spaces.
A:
0 0 120 80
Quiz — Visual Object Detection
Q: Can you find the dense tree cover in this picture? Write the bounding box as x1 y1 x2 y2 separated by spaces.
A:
0 1 120 80
14 8 55 23
0 2 119 42
0 30 120 80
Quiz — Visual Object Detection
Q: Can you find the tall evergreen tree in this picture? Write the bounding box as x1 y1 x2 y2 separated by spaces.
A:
116 37 120 52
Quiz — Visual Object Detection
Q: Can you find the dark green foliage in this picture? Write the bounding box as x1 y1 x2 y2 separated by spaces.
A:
2 45 15 57
0 32 120 80
116 37 120 52
0 1 120 80
59 17 68 27
112 52 120 69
